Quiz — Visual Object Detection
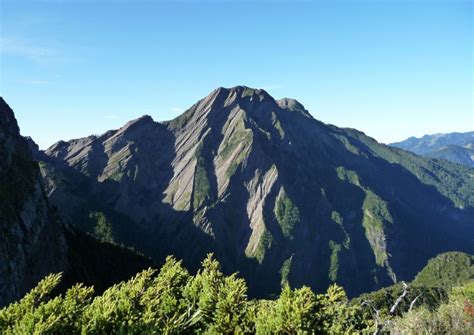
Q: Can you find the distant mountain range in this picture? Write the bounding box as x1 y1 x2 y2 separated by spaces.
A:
391 132 474 167
1 87 473 304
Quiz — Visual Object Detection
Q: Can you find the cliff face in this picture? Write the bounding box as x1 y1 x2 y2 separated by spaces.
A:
40 87 474 297
0 98 67 306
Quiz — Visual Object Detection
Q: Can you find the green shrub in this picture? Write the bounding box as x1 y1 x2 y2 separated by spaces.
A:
387 282 473 335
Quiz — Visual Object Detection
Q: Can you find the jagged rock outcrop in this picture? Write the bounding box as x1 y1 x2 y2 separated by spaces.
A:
0 98 66 306
39 86 474 297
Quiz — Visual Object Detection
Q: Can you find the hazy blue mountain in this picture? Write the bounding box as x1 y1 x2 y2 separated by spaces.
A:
391 132 474 167
424 144 474 168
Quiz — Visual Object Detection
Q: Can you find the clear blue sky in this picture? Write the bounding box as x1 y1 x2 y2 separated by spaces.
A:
1 0 472 149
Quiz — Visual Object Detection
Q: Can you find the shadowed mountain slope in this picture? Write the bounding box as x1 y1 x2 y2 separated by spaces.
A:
0 98 66 306
0 98 152 306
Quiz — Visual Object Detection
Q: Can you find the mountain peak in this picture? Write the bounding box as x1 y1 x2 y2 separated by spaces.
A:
123 114 155 128
166 86 278 130
213 85 274 102
113 114 155 133
276 98 306 112
0 97 20 135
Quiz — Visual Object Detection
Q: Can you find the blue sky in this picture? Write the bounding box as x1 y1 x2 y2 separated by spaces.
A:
1 0 472 149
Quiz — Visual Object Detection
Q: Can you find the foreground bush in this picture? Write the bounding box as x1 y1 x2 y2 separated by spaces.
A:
386 282 474 334
1 255 472 334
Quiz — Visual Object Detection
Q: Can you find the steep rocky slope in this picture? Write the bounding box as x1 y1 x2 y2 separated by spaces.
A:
40 86 474 297
0 98 66 305
0 98 152 306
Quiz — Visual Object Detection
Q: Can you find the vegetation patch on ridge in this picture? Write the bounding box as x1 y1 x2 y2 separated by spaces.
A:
274 189 300 240
329 241 342 282
254 229 273 263
280 255 293 287
90 211 115 244
193 142 211 209
362 189 392 266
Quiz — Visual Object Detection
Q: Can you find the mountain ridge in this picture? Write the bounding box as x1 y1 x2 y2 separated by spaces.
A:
24 87 474 298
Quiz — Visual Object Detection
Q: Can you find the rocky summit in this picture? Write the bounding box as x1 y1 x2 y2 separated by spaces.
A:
34 86 474 298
